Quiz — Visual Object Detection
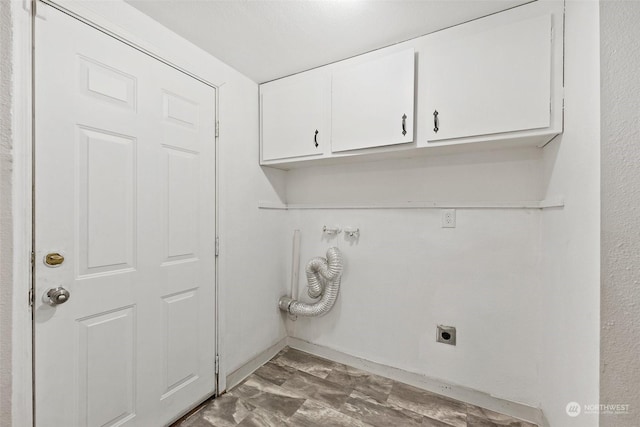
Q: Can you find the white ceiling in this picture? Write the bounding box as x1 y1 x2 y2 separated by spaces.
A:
126 0 530 83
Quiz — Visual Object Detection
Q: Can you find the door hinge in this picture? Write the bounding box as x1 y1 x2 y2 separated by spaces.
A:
215 237 220 257
215 121 220 138
31 251 35 266
215 354 220 375
28 288 34 307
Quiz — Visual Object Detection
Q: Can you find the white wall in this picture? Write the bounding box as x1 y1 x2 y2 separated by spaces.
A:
280 1 602 421
1 1 14 425
600 1 640 426
283 146 547 407
538 1 601 426
286 148 545 204
288 206 543 405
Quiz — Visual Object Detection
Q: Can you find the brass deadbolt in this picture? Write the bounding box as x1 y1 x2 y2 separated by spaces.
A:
45 253 65 266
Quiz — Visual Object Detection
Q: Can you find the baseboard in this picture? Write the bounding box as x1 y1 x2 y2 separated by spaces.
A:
287 337 545 426
225 337 288 391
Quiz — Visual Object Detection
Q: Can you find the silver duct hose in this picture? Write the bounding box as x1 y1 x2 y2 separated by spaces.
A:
278 247 343 317
306 247 343 298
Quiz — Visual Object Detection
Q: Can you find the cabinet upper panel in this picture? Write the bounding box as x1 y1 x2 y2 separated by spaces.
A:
331 49 415 153
421 14 552 142
261 75 328 161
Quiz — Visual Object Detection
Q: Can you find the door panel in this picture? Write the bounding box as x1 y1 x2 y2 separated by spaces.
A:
80 56 137 110
77 307 136 427
162 289 199 396
35 4 216 426
152 62 216 422
78 127 137 274
164 148 199 261
163 91 199 129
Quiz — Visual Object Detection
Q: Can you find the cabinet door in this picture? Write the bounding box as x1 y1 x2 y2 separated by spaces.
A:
261 76 326 161
331 49 414 152
422 14 552 142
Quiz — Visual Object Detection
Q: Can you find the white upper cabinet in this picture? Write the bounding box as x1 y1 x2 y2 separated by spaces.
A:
419 12 556 144
261 74 328 161
259 0 563 168
331 49 415 152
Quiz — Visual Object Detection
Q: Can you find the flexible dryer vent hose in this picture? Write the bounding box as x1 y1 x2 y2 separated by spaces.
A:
278 247 343 317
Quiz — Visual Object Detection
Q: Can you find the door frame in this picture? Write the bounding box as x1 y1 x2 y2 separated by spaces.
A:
10 1 222 425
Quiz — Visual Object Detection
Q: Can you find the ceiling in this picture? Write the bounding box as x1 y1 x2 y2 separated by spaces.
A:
126 0 530 83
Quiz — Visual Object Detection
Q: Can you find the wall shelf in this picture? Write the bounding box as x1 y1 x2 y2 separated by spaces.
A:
258 197 565 211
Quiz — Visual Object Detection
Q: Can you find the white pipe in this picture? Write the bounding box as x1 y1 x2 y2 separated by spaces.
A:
290 230 300 301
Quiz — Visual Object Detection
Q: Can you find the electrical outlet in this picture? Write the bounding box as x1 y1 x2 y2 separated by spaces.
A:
437 325 456 345
442 209 456 228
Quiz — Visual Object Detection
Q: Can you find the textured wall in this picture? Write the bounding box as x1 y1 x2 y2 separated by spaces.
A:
0 0 14 424
600 1 640 426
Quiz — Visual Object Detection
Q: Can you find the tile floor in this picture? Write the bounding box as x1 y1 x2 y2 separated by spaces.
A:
175 347 538 427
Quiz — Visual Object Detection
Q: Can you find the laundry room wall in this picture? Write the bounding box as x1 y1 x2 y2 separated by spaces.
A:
280 2 601 421
283 147 546 407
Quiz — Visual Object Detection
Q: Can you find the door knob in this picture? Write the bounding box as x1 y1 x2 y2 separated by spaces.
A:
43 287 71 306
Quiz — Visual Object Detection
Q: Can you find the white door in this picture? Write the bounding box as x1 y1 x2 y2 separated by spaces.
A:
331 48 414 152
34 4 216 427
421 14 552 142
261 75 328 162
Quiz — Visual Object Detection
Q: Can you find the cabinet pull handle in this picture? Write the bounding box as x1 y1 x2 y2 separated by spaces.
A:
402 114 407 136
314 130 319 148
433 110 439 133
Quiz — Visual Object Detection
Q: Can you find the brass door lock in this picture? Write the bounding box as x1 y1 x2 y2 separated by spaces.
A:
45 253 65 266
